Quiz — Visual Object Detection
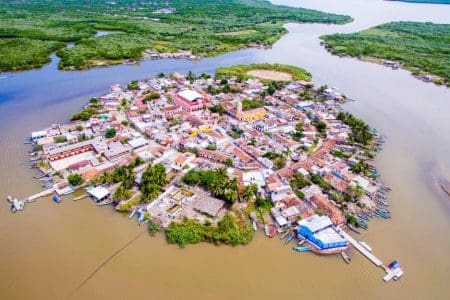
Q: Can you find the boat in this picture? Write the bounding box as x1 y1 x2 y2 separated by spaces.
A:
284 232 295 244
264 224 277 238
97 199 113 206
136 209 145 223
52 195 61 203
7 196 25 213
341 251 351 264
252 220 258 231
279 231 290 240
388 260 400 270
128 208 137 219
293 246 311 252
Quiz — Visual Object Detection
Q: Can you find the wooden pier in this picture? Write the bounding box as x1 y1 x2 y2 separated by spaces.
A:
339 230 383 267
339 229 404 282
24 188 55 203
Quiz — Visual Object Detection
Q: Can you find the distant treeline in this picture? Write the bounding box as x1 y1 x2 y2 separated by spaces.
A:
321 22 450 85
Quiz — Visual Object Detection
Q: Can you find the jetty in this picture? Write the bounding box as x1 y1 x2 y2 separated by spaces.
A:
24 188 54 203
340 230 382 266
339 229 403 282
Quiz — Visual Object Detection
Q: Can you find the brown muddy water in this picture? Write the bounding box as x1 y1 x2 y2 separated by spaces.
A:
0 0 449 299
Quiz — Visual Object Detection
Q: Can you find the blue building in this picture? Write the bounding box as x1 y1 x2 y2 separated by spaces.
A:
298 215 348 250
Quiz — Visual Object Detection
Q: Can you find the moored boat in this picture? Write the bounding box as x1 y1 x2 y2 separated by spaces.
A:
284 232 295 244
293 245 311 252
264 224 277 238
341 251 351 264
52 194 61 203
252 220 258 231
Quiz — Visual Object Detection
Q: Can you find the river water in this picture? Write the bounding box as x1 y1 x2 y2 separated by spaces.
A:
0 0 449 299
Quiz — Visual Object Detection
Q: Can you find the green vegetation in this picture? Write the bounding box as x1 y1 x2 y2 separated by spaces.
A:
0 39 64 71
144 92 160 102
166 213 253 247
0 0 351 71
310 174 331 191
216 63 312 81
105 128 116 138
71 107 98 121
241 98 265 111
140 163 168 202
182 168 239 204
274 156 286 170
229 128 243 139
321 22 450 85
94 165 136 189
337 112 373 145
114 186 133 201
54 135 67 143
242 183 258 201
312 119 327 135
208 104 226 115
292 122 304 141
68 173 84 186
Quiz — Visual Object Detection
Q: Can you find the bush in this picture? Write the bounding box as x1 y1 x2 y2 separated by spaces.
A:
105 128 116 138
68 173 84 186
166 214 253 247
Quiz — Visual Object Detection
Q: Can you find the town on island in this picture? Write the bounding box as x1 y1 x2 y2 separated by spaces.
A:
10 63 403 282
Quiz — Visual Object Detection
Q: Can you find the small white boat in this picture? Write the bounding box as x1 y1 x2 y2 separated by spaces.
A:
252 220 258 231
128 208 136 219
341 251 351 264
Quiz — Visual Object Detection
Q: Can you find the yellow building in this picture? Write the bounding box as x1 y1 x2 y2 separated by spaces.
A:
236 100 266 122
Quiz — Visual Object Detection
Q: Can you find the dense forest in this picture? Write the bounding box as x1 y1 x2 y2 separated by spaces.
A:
321 22 450 85
0 0 352 71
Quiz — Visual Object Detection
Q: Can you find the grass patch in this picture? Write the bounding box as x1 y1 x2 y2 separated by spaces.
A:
166 213 254 247
216 63 311 82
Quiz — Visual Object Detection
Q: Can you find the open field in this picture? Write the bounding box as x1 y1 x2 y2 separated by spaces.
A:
247 70 293 81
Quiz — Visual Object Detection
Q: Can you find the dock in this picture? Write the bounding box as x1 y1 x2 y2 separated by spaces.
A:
339 229 403 282
339 230 383 267
24 188 54 203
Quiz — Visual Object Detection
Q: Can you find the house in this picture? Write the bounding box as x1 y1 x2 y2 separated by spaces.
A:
192 194 225 217
87 186 110 202
104 142 131 161
297 215 348 250
174 90 210 112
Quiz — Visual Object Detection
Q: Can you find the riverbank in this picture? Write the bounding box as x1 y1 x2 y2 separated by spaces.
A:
320 21 450 86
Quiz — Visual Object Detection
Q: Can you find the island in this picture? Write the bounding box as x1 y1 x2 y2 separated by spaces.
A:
320 21 450 86
23 63 394 261
0 0 352 72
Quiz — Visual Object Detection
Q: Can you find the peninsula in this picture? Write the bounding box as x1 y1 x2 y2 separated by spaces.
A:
23 64 394 263
321 21 450 86
0 0 352 72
